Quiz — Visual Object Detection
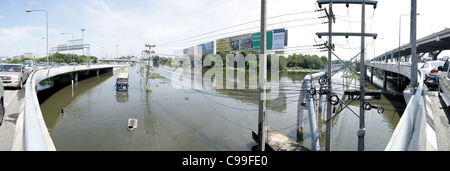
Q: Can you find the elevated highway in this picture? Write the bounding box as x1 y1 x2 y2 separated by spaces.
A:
12 64 125 151
373 28 450 63
362 28 450 151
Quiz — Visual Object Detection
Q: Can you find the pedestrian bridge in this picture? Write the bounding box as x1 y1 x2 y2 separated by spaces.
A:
13 64 124 151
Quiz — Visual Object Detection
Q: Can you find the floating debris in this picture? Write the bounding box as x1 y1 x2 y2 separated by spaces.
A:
128 118 138 131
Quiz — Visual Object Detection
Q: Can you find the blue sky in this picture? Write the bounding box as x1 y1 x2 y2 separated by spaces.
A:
1 0 450 60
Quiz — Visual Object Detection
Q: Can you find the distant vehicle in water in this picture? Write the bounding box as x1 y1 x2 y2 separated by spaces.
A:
116 72 129 91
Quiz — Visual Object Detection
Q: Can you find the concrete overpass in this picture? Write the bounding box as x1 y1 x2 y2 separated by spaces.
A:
13 64 126 151
99 59 140 63
373 28 450 63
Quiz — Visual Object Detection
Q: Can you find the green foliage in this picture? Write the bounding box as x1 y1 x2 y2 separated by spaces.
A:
35 52 98 64
156 52 327 71
286 53 327 70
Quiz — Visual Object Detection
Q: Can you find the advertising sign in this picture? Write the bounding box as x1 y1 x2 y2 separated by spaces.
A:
203 41 214 54
252 31 273 51
272 28 285 50
216 38 230 53
230 34 252 52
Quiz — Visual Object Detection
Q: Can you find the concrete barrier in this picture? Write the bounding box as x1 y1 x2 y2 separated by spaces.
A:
18 65 120 151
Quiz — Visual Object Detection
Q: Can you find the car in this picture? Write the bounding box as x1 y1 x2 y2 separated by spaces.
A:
438 59 450 107
0 64 29 89
0 78 3 126
421 60 445 80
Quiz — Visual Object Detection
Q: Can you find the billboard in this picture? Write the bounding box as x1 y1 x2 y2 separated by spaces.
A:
216 38 230 53
200 41 214 54
230 34 252 52
272 28 285 50
252 30 273 51
197 28 287 54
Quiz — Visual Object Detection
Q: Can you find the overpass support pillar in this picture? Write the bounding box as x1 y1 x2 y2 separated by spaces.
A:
391 53 394 63
73 72 78 82
370 67 374 83
429 50 442 61
383 70 387 90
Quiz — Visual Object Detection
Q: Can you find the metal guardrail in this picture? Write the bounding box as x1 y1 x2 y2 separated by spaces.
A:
385 68 427 150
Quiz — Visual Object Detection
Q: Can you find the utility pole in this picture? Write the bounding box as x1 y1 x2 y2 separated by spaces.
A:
358 1 366 151
317 0 377 151
410 0 418 93
325 1 333 151
145 44 155 90
257 0 267 151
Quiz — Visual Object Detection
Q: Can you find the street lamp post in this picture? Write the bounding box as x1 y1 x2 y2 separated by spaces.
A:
36 37 45 60
81 29 85 64
399 13 420 63
26 9 48 68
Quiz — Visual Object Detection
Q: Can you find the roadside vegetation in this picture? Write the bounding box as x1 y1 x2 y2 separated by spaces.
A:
152 52 339 72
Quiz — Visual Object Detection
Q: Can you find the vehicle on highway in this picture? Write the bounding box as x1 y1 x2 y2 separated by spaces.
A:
115 72 129 91
0 64 30 89
0 78 3 126
421 60 445 90
438 59 450 107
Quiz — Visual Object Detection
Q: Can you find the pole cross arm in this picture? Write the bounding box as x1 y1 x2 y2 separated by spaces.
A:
317 0 378 8
316 32 378 39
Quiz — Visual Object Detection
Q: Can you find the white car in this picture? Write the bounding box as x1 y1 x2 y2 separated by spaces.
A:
421 60 445 80
0 78 4 126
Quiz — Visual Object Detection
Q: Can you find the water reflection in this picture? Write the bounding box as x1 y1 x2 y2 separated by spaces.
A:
115 91 129 103
39 64 402 151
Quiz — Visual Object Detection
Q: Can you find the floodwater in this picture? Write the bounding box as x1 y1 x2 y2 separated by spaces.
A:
39 64 403 151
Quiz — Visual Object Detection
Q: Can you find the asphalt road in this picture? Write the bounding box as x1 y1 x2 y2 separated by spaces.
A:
429 91 450 151
0 87 25 151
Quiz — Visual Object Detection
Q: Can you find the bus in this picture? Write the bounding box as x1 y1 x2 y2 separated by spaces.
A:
116 72 129 91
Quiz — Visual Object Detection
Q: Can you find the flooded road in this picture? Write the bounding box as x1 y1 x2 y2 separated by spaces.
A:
39 64 403 151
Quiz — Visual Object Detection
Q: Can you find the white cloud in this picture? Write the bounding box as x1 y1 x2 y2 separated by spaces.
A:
0 26 44 45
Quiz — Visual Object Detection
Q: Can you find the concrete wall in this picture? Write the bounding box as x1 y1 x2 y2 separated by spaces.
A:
16 65 120 151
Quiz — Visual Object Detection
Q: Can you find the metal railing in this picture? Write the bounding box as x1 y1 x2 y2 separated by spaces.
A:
384 68 427 150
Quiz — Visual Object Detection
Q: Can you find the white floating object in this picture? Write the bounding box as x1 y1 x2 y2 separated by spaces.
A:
128 118 138 131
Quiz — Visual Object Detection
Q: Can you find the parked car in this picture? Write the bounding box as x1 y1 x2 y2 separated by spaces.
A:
438 59 450 107
421 61 445 79
0 64 29 89
421 61 445 90
0 78 4 126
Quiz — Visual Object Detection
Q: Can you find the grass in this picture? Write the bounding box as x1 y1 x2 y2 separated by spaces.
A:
148 72 164 79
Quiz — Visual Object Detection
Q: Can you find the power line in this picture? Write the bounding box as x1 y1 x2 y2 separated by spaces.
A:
157 10 323 47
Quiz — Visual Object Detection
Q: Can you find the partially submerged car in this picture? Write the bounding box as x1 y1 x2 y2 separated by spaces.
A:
0 64 29 89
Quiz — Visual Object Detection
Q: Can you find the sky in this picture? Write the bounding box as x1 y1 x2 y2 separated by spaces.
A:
0 0 449 60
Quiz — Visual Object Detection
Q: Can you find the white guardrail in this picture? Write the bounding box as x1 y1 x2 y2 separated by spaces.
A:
17 65 120 151
23 69 56 151
385 68 428 150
